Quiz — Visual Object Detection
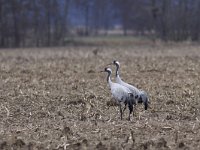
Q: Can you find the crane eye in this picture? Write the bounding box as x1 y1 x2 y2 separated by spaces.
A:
135 95 139 99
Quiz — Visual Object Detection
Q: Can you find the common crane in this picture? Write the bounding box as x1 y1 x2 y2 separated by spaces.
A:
108 60 149 110
101 67 136 120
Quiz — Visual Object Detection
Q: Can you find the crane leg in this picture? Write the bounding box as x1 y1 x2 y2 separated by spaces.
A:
119 104 123 120
123 101 127 113
144 100 148 110
128 101 133 121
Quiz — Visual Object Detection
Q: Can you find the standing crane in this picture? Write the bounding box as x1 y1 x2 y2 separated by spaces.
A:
107 60 149 110
101 67 136 120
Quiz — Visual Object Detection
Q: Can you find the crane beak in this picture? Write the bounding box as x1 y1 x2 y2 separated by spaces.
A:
99 70 105 73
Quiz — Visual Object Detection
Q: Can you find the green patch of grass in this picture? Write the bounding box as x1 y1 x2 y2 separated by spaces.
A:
64 35 154 46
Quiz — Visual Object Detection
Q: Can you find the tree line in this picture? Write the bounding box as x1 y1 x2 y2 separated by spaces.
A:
0 0 200 48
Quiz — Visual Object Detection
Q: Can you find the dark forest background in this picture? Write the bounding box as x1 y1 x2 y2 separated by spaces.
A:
0 0 200 48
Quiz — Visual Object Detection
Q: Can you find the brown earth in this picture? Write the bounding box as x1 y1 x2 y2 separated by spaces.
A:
0 42 200 149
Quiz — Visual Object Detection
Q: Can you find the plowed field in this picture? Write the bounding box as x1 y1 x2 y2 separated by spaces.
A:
1 41 200 149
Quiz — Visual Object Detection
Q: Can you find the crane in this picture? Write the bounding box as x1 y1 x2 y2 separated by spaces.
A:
107 60 149 110
101 67 136 120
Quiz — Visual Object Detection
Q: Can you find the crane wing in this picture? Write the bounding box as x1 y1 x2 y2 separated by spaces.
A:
110 83 130 103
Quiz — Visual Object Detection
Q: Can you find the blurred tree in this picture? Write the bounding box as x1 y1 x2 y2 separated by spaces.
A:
10 0 21 47
191 0 200 41
0 0 200 48
0 0 5 47
92 0 113 35
62 0 71 42
74 0 91 36
151 0 159 40
113 0 134 35
42 0 52 46
159 0 171 41
32 0 41 47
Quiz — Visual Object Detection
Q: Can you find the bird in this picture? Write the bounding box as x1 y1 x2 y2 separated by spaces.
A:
101 67 136 120
107 60 149 110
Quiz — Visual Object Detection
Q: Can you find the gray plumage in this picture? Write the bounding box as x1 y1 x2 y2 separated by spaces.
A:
111 60 149 110
102 67 135 120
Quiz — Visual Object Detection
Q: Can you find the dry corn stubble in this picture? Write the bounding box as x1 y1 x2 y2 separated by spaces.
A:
0 43 200 149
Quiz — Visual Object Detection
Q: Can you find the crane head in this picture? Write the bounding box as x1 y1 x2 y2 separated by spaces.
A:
113 60 120 67
100 67 112 73
106 60 120 67
105 67 112 73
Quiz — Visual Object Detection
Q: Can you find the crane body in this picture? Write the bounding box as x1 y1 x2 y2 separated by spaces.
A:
109 61 149 110
102 68 135 120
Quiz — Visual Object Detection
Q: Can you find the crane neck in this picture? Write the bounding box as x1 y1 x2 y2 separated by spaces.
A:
116 65 120 77
107 71 112 86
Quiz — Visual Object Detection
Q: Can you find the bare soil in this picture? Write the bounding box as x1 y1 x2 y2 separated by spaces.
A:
1 42 200 149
